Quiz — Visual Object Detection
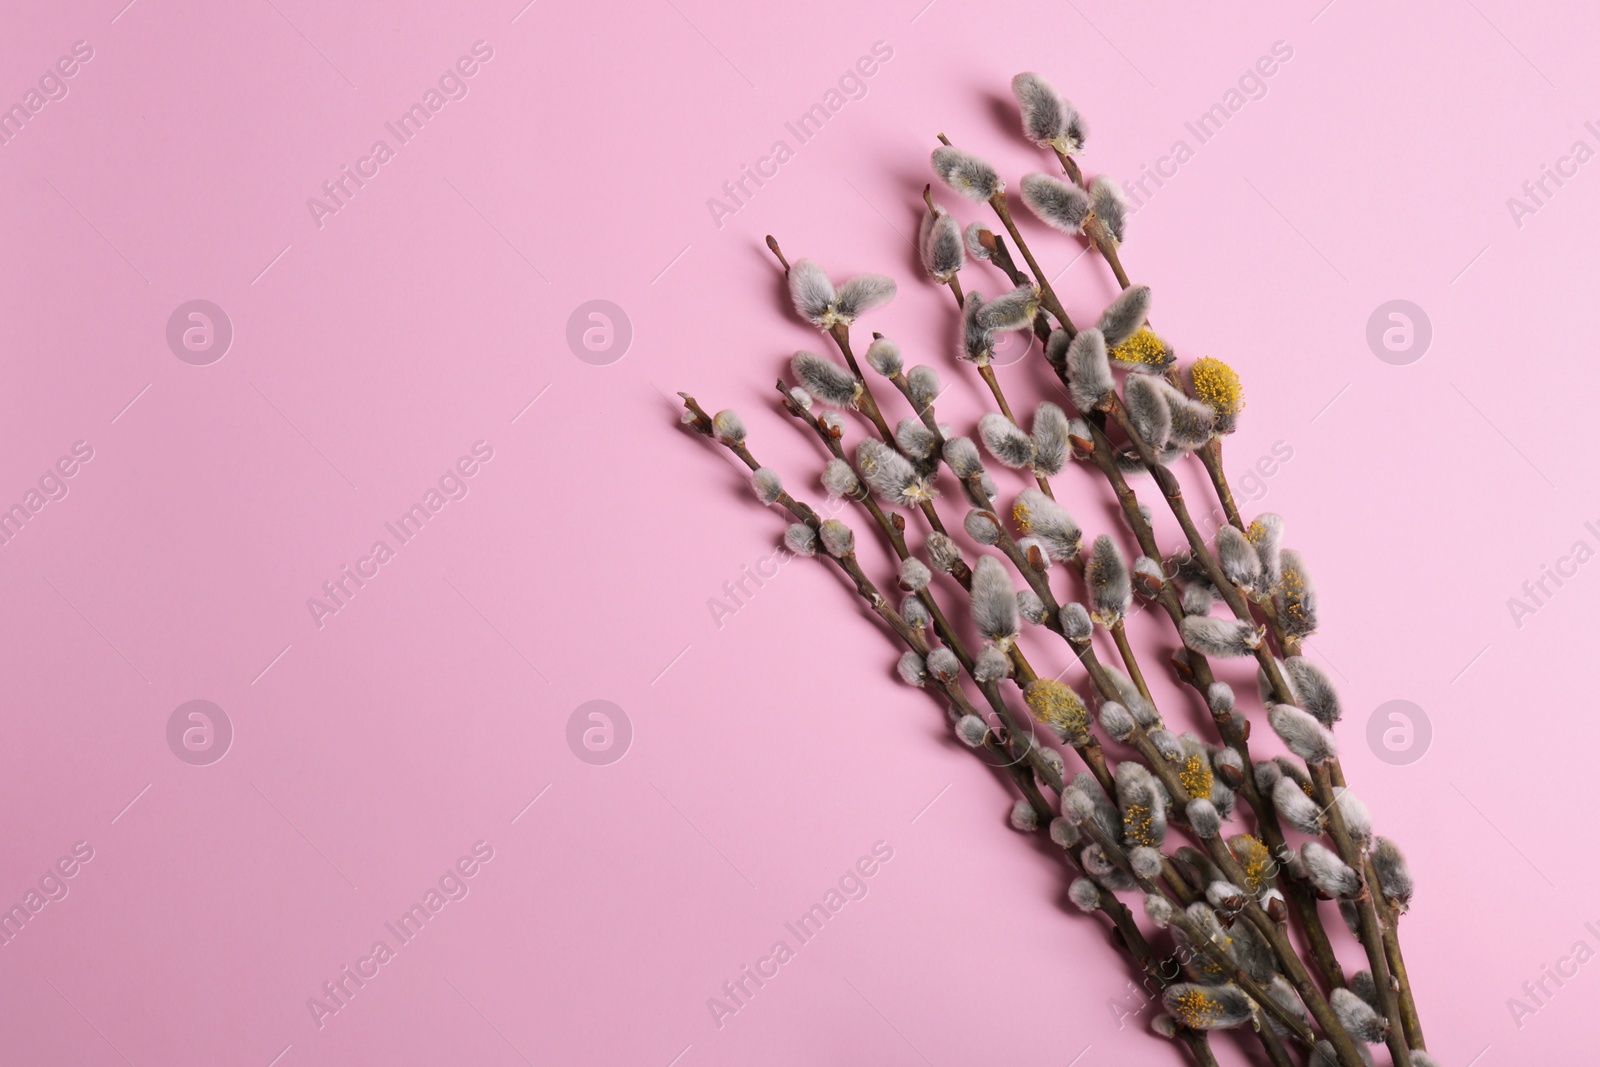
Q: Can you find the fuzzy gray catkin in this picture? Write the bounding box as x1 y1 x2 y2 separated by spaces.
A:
1090 175 1127 244
1154 377 1215 448
1180 616 1260 658
1059 601 1093 641
1010 71 1084 153
1010 798 1040 832
963 222 992 261
791 350 860 408
894 418 938 463
1285 656 1341 725
1330 987 1387 1043
1086 535 1132 624
975 285 1040 333
973 646 1012 683
821 458 860 500
864 335 903 377
959 289 991 364
784 523 816 557
896 650 927 687
925 647 960 683
857 439 932 507
818 519 854 558
931 145 1002 201
899 594 930 630
1012 487 1081 561
832 274 896 322
751 467 783 505
943 436 984 479
1268 703 1337 763
926 531 964 574
1065 328 1113 412
1272 775 1324 834
918 209 964 282
1302 841 1360 897
1016 589 1047 625
1096 285 1151 348
954 714 987 746
1124 374 1172 451
906 365 941 410
711 409 746 445
978 413 1035 469
964 509 1001 545
899 556 932 592
1030 402 1071 476
1371 837 1414 910
1020 172 1091 233
787 259 835 326
970 555 1020 647
1215 524 1261 590
1162 984 1254 1030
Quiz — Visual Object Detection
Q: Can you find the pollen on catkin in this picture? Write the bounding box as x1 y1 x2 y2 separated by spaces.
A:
931 145 1003 202
1162 984 1254 1030
1011 488 1081 561
1227 834 1273 895
1275 549 1318 637
1188 356 1244 434
1024 678 1090 743
1020 172 1091 233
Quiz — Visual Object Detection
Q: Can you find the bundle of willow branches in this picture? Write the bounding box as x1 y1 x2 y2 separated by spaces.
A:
680 72 1432 1067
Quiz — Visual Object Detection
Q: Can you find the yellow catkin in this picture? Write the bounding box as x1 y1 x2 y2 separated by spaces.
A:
1180 752 1214 800
1124 803 1157 848
1280 566 1312 631
1012 500 1033 533
1024 679 1089 742
1190 356 1244 415
1170 988 1225 1028
1231 835 1272 893
1108 327 1169 367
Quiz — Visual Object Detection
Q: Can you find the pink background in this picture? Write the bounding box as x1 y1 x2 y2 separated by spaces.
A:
0 0 1594 1063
